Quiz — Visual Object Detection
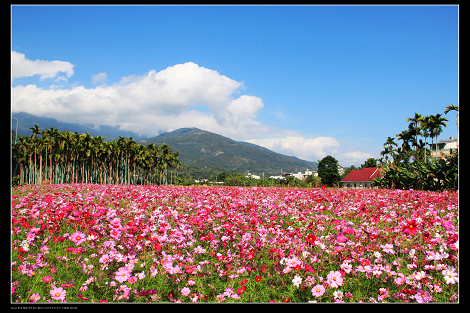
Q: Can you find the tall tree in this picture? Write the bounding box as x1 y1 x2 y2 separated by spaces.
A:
317 155 340 186
429 114 448 160
419 115 431 164
444 104 459 132
406 113 423 160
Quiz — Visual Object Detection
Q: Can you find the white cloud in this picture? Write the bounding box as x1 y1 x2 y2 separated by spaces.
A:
245 136 340 162
11 51 74 80
92 72 107 84
11 60 268 139
336 151 375 167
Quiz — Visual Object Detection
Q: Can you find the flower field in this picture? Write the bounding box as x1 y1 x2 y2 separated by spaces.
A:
11 184 459 303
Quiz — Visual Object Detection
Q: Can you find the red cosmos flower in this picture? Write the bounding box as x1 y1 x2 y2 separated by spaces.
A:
255 276 262 282
76 294 89 301
304 264 315 273
305 234 317 245
240 279 248 286
403 220 419 236
53 236 66 243
237 286 246 295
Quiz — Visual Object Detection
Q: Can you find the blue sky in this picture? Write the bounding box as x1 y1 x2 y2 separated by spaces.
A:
11 5 459 166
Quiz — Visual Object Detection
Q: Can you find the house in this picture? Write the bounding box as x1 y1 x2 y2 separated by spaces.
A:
281 170 318 180
246 173 261 180
429 136 458 159
338 165 345 176
340 167 382 188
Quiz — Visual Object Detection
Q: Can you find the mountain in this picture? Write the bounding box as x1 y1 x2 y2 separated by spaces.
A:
11 112 148 142
138 128 317 176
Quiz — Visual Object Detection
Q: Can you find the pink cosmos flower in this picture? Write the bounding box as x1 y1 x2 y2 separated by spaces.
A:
414 290 433 303
110 229 121 240
42 275 53 283
128 276 137 284
30 293 41 302
99 254 109 264
181 287 191 296
394 276 405 286
285 256 301 268
336 233 347 243
311 284 325 297
50 287 66 301
326 270 343 288
115 267 131 283
69 231 86 246
380 243 396 254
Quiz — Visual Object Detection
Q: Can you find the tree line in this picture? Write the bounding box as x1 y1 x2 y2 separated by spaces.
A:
374 105 458 191
12 125 181 186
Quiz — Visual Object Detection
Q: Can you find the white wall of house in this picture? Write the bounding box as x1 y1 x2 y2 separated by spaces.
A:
341 181 375 188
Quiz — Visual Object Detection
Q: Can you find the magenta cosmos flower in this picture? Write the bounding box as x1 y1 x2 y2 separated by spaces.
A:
50 287 66 301
311 284 325 297
69 231 86 246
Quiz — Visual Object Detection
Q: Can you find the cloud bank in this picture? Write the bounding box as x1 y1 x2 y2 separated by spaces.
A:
11 51 74 80
245 137 340 162
11 51 375 166
12 59 267 139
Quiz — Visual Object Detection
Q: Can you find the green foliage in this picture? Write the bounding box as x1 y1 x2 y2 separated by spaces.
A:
317 155 340 186
374 149 458 191
12 176 20 187
304 174 321 187
377 108 458 191
360 158 377 168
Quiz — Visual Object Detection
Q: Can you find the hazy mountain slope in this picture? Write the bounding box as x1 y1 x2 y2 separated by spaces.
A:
139 128 317 175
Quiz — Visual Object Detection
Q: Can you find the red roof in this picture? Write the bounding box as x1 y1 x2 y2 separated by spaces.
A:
341 167 382 182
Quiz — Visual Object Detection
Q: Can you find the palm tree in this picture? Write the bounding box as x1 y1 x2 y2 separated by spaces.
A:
429 114 448 160
13 126 178 186
419 115 431 163
444 104 458 132
406 113 423 152
380 136 398 164
396 130 413 152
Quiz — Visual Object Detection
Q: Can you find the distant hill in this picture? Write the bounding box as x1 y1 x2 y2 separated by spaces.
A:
138 128 318 176
11 112 149 142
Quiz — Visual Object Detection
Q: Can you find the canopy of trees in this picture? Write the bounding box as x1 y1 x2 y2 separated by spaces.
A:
13 125 181 186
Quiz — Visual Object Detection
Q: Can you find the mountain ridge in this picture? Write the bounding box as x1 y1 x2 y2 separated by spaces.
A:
138 127 318 175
